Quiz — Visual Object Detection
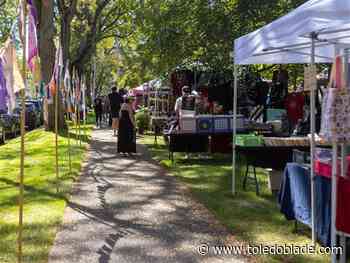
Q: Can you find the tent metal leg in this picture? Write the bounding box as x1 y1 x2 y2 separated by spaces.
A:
331 144 338 263
310 32 317 246
232 63 238 195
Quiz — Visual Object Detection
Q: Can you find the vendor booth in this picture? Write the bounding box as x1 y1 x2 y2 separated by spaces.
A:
165 70 238 157
129 84 148 110
234 0 350 262
146 79 172 143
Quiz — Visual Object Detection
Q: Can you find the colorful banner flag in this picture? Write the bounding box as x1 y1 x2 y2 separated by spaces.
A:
27 0 39 72
0 40 25 113
0 58 9 112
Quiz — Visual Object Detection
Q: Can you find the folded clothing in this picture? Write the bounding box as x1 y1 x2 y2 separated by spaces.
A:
314 156 350 178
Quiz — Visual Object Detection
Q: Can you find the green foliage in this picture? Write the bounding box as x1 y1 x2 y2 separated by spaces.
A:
135 107 151 132
0 1 17 44
113 0 310 86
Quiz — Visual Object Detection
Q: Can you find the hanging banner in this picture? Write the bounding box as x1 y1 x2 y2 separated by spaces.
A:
0 39 25 105
0 58 9 112
64 62 74 113
81 76 86 122
27 0 39 72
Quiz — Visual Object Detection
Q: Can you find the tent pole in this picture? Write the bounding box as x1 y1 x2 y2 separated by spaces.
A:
310 33 316 246
232 62 238 195
339 48 348 263
331 143 338 263
331 45 340 263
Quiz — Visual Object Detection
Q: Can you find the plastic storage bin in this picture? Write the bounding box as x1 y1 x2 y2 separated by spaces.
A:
266 109 287 121
235 134 263 147
229 115 245 131
196 115 213 134
180 117 196 133
213 115 230 133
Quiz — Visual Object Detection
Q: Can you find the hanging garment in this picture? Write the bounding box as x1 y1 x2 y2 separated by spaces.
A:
336 176 350 235
320 56 350 142
279 163 311 226
279 163 332 246
284 92 305 125
27 0 39 72
314 175 332 246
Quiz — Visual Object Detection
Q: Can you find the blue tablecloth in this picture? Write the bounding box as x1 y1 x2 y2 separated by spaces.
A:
279 163 331 246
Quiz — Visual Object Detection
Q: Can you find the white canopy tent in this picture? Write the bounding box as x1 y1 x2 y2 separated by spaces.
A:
235 0 350 65
233 1 350 262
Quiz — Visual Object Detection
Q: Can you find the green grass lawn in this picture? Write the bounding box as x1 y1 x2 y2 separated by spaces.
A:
0 120 93 263
139 134 329 263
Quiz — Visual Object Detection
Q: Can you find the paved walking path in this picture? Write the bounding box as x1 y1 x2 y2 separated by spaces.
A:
49 128 246 263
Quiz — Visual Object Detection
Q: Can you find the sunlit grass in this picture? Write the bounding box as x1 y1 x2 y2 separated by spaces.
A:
0 119 93 263
139 134 329 263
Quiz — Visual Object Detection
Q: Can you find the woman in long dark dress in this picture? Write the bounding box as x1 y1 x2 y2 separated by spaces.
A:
117 98 136 153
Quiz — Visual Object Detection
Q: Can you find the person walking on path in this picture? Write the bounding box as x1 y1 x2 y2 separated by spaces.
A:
108 86 122 136
94 97 103 128
102 95 110 124
118 97 136 154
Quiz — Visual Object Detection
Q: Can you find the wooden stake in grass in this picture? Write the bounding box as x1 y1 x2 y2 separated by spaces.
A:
77 104 81 146
75 105 78 145
67 119 72 175
55 69 59 190
18 1 27 262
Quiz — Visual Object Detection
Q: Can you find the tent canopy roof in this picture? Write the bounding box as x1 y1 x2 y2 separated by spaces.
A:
234 0 350 65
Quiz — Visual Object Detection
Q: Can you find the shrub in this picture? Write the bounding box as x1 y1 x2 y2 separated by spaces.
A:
135 107 151 133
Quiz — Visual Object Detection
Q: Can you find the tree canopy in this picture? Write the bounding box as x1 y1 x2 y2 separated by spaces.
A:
0 0 310 89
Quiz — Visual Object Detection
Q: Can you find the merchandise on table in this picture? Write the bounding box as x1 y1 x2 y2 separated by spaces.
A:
213 115 230 133
266 108 287 122
179 116 196 133
176 114 248 134
235 134 263 147
263 137 309 147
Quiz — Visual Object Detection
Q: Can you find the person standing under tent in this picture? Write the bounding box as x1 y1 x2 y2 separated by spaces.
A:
174 86 199 159
174 86 195 121
94 96 103 128
108 86 122 136
118 97 136 154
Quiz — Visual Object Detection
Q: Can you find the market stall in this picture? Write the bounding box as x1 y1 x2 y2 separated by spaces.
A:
129 84 148 110
234 0 350 261
145 79 172 143
165 69 243 157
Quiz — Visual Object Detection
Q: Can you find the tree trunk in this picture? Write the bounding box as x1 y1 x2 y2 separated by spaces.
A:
60 17 71 70
34 0 66 131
